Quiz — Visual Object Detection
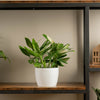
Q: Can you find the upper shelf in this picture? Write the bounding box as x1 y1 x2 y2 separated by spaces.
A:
0 1 100 10
0 83 86 94
1 0 100 3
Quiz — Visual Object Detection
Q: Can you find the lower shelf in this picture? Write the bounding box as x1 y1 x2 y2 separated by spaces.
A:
0 83 86 94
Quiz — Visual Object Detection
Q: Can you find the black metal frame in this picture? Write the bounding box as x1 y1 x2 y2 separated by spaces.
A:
84 6 89 100
89 68 100 72
1 2 100 100
1 3 100 10
0 90 86 94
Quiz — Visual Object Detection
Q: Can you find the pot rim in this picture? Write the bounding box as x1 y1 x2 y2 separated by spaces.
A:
35 67 59 70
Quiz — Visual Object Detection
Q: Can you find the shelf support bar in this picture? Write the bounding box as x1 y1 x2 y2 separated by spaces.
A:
83 6 89 100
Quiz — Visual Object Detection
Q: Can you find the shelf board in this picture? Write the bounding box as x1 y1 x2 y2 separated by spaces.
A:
0 83 86 94
0 0 100 3
89 64 100 71
90 64 100 68
0 0 100 10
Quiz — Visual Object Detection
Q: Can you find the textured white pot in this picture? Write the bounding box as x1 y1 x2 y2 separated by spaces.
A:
35 68 59 87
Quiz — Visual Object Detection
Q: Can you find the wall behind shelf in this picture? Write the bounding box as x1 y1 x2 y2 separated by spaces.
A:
89 10 100 100
0 10 83 100
78 9 100 100
0 10 83 83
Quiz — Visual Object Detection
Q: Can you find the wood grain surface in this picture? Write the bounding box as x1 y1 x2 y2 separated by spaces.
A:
0 83 86 90
90 63 100 68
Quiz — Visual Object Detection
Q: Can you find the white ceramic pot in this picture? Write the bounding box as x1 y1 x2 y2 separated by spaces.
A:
35 68 59 87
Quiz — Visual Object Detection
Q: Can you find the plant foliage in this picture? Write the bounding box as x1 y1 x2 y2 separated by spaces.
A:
0 50 10 62
19 34 74 68
92 87 100 100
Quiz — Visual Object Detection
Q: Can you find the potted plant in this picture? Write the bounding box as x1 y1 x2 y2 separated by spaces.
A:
19 34 74 87
92 87 100 100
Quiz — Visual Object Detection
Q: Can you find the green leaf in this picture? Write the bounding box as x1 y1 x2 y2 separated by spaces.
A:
43 34 54 43
44 52 54 60
24 47 33 55
63 44 70 49
58 54 67 59
0 50 10 62
58 57 70 64
0 50 6 59
69 50 75 52
40 40 50 50
25 37 33 50
32 38 40 52
41 45 51 55
51 62 57 68
35 58 39 63
43 34 48 40
62 57 70 62
51 43 57 51
24 46 39 57
19 46 30 57
28 59 34 64
92 87 100 97
57 43 64 50
34 62 41 68
97 97 100 100
44 56 50 60
57 61 64 67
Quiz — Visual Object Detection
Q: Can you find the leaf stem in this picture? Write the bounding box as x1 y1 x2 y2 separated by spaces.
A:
40 56 46 68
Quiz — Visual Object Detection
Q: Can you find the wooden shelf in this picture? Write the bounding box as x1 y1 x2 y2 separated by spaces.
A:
89 64 100 71
0 83 86 94
0 0 100 3
0 0 100 10
0 83 85 90
90 64 100 68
